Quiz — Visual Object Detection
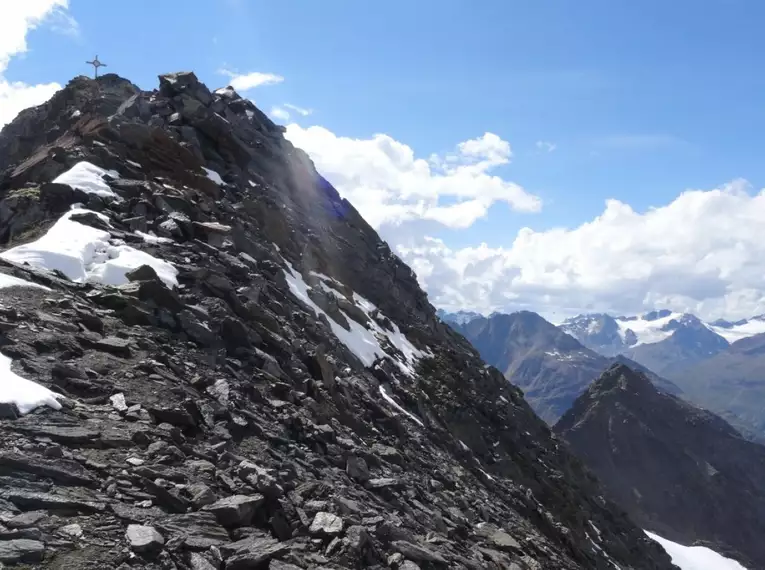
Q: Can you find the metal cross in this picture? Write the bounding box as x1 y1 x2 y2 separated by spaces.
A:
85 55 107 78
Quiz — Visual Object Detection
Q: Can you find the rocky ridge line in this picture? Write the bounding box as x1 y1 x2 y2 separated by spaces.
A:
0 72 675 569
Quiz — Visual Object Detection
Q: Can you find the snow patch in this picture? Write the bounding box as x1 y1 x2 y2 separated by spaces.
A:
645 531 748 570
378 385 424 427
0 353 61 414
0 209 178 289
126 160 142 169
0 273 50 291
203 167 225 186
283 263 427 375
136 231 173 245
53 161 119 198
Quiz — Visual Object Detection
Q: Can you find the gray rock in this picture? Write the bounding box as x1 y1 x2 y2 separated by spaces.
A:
202 494 264 527
0 538 45 564
59 523 83 538
110 392 128 412
391 541 447 564
346 455 370 482
489 529 522 552
125 264 160 282
309 511 344 536
126 524 164 554
95 336 132 357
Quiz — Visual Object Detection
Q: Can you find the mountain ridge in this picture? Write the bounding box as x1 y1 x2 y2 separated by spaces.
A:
555 363 765 568
0 73 676 569
448 311 681 424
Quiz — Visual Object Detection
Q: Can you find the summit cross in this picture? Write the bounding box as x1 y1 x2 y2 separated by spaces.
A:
85 56 106 78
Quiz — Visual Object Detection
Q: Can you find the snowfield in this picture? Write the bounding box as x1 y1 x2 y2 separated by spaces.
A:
708 317 765 343
0 208 178 289
615 312 682 346
646 531 748 570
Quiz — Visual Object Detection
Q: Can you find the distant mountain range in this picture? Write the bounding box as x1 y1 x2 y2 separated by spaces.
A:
556 363 765 568
446 311 681 423
440 308 765 439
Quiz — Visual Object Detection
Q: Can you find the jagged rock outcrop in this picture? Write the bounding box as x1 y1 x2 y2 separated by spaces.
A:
555 363 765 568
0 72 675 569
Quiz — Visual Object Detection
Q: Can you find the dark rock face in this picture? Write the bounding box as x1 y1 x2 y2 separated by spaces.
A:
0 72 675 569
450 312 681 423
555 363 765 568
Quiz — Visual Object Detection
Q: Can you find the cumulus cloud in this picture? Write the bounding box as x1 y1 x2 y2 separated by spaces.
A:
286 120 765 320
0 1 74 128
0 80 61 127
285 126 541 231
217 69 284 91
396 179 765 320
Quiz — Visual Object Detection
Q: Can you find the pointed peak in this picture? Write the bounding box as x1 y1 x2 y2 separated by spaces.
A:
589 363 658 397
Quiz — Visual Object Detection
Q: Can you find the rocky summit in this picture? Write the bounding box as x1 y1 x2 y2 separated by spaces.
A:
555 363 765 568
0 72 675 569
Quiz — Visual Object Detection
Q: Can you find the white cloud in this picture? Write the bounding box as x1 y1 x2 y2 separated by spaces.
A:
536 140 556 153
0 1 76 128
270 106 290 121
285 126 541 231
0 80 60 127
395 179 765 321
283 103 312 116
285 121 765 321
217 69 284 91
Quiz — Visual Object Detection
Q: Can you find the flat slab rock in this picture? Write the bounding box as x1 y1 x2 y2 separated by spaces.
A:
0 538 45 564
202 494 264 527
126 524 165 553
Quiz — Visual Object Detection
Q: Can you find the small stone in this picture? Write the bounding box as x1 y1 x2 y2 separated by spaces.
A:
189 552 218 570
126 457 145 466
125 264 160 282
110 393 128 412
308 512 344 537
126 524 164 554
59 523 83 538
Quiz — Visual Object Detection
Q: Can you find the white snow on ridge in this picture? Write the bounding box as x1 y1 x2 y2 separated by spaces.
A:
0 353 61 415
0 209 178 289
283 263 427 375
0 273 50 291
53 162 119 198
615 312 683 347
203 167 225 186
708 319 765 343
645 531 748 570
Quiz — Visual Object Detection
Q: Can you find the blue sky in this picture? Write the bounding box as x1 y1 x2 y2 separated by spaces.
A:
7 0 765 319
